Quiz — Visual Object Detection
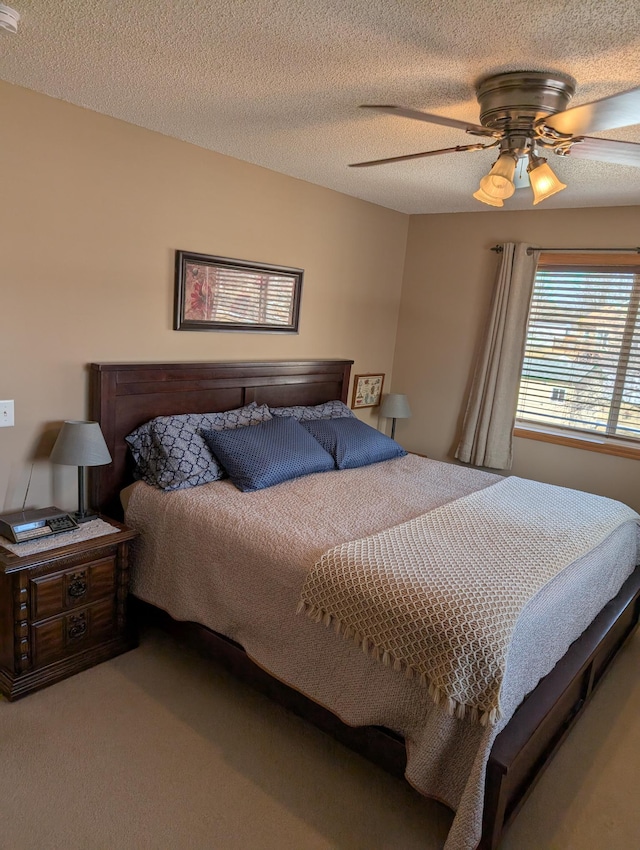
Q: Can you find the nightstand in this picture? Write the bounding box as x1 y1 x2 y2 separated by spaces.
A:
0 517 138 701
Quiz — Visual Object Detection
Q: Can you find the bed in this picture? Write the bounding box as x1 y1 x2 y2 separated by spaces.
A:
89 358 640 850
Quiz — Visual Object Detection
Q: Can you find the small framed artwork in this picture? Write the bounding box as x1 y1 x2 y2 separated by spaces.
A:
174 250 303 333
351 373 385 408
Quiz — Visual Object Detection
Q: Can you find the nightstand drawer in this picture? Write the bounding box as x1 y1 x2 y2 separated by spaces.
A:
31 598 117 666
30 555 116 620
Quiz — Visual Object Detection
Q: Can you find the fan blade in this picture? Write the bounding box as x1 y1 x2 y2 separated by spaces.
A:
545 86 640 136
359 105 498 137
558 136 640 167
349 143 489 168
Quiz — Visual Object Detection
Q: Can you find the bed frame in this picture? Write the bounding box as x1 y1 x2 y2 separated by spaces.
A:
89 359 640 850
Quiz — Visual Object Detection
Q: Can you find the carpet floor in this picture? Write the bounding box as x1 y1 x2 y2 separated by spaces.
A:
0 626 638 850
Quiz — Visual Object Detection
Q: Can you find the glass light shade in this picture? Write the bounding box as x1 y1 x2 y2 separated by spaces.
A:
528 157 567 205
479 154 517 199
472 185 504 207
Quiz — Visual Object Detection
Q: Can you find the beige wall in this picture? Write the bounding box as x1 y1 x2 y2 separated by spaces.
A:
393 205 640 511
2 79 638 517
0 82 409 513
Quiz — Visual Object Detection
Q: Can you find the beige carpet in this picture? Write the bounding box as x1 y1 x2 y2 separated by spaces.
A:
0 626 638 850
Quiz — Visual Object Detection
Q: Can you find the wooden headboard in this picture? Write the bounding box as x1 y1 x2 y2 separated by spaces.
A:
89 359 353 518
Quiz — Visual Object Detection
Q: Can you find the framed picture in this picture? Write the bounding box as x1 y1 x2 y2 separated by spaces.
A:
351 373 385 408
174 250 303 333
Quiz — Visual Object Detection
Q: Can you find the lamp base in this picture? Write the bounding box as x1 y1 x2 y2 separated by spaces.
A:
73 510 99 524
74 466 100 524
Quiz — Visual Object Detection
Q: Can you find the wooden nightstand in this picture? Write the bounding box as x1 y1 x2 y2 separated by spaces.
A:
0 517 138 701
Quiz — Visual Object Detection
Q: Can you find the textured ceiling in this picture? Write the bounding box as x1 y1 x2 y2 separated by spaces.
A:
1 0 640 214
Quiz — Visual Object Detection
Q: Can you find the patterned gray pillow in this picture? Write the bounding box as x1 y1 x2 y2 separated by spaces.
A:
269 400 354 421
125 403 272 491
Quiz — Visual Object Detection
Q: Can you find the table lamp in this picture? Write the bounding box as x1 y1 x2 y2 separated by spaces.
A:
50 420 112 522
380 393 411 439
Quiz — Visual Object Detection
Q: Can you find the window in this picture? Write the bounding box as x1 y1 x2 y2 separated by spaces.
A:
516 253 640 448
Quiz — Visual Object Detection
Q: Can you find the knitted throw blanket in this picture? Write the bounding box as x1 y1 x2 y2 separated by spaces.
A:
298 476 639 726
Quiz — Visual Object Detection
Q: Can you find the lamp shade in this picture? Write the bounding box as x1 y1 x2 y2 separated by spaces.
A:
380 393 411 420
50 421 112 467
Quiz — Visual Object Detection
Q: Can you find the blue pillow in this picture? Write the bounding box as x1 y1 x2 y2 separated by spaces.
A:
201 416 335 492
301 417 406 470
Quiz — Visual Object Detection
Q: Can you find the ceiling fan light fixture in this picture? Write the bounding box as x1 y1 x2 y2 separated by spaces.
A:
527 152 567 204
472 186 504 207
355 70 640 211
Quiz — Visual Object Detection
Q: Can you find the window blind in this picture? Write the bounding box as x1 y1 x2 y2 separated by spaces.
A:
516 258 640 443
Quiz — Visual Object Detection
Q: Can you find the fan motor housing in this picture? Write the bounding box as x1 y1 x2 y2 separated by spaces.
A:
476 71 576 131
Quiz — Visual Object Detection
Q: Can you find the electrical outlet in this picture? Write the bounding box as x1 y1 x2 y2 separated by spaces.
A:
0 400 15 427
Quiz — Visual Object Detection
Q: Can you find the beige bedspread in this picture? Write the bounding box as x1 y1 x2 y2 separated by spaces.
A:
124 455 639 850
300 476 639 726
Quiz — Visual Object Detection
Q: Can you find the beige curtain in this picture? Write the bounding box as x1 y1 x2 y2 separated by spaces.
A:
455 242 540 469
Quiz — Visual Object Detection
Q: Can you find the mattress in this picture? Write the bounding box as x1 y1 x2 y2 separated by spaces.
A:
124 454 639 850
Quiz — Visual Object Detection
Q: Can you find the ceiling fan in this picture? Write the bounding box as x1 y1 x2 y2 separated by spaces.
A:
349 71 640 206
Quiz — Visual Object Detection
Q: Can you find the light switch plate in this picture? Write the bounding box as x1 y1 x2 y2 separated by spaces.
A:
0 400 15 427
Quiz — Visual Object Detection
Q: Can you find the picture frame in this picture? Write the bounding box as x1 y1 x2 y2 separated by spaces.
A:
351 373 385 408
174 250 303 333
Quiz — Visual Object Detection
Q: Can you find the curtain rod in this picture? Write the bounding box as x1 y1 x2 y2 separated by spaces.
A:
491 245 640 255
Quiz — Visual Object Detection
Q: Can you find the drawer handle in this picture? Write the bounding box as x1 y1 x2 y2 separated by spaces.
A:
68 579 88 599
67 614 87 641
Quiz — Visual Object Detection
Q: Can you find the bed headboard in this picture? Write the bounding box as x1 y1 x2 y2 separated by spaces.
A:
89 359 353 517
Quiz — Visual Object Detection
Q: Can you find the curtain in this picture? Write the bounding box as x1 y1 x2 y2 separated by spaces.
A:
455 242 540 469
